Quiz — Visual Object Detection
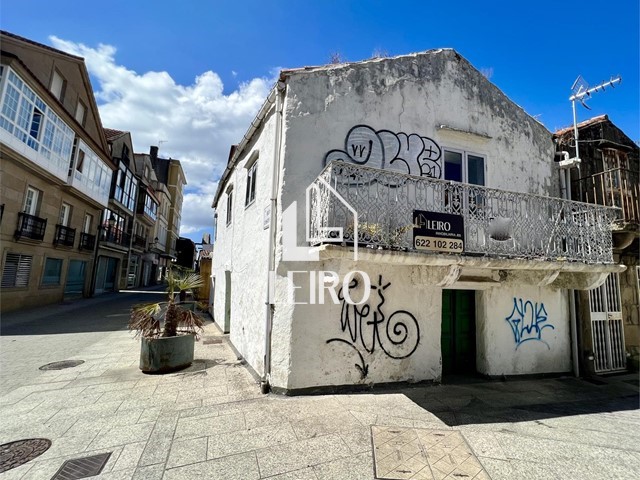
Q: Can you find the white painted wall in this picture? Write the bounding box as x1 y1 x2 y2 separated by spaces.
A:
476 285 570 376
213 49 563 391
282 261 442 390
211 109 279 377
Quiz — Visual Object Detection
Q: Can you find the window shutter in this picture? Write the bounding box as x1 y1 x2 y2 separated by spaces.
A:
1 253 33 288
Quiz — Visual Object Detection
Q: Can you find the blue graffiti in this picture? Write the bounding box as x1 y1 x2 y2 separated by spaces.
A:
505 298 555 349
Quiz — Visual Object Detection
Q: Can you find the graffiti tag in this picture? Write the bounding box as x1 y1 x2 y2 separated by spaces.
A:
324 125 442 178
326 274 420 379
505 298 555 349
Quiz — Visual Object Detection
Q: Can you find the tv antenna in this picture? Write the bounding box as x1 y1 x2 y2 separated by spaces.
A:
569 75 621 161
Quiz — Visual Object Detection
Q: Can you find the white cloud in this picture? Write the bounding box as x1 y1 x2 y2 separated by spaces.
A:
49 36 273 241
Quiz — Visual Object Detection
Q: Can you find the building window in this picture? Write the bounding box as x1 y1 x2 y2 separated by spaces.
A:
0 68 74 173
42 258 63 285
30 109 43 140
59 203 71 226
144 194 158 220
23 187 40 215
75 100 86 125
50 70 65 101
1 253 32 288
83 213 93 233
226 187 233 226
76 150 85 172
443 150 485 186
245 162 257 206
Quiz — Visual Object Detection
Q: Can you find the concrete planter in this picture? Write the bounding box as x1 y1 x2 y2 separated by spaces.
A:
139 334 195 373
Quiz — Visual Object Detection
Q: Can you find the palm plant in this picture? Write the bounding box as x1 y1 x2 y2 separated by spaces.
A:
129 268 205 339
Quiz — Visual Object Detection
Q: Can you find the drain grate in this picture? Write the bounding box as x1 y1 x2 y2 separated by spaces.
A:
0 438 52 473
51 452 111 480
39 360 84 371
202 337 223 345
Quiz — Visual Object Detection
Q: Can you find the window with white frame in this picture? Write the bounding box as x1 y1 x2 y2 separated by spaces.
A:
245 162 257 206
1 253 32 288
83 213 93 233
226 186 233 226
75 100 86 125
0 67 75 176
114 162 137 212
59 203 71 226
42 258 63 285
50 70 65 101
76 150 85 173
23 186 40 215
443 149 486 215
443 149 485 185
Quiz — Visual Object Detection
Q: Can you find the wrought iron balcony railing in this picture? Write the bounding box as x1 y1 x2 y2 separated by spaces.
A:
100 228 131 248
575 167 639 226
308 161 620 264
54 224 76 247
14 212 47 241
132 234 147 249
79 232 96 251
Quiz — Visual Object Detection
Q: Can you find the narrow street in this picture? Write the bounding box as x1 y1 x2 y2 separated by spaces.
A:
0 293 638 480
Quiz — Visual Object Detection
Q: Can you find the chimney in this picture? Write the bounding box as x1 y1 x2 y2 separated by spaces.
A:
150 146 158 166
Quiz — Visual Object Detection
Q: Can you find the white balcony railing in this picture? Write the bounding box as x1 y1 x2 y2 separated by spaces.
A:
308 161 620 264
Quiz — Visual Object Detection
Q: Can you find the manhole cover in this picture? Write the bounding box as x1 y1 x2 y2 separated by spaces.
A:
39 360 84 371
51 452 111 480
0 438 52 473
371 426 490 479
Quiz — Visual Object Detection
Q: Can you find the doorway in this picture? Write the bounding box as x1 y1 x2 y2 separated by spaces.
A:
441 289 477 375
64 260 87 298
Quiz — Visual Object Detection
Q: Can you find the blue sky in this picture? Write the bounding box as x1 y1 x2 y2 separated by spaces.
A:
2 0 638 242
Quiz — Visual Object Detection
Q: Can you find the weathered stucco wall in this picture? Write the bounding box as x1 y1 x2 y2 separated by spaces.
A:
279 261 442 390
212 110 279 377
214 49 564 391
269 50 559 389
476 285 570 376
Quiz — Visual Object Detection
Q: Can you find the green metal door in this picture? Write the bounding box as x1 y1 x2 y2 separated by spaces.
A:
441 290 476 375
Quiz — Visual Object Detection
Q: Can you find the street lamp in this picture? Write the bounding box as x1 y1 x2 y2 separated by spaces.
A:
149 236 159 250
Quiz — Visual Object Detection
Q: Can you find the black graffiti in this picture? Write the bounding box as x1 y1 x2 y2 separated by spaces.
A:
326 274 420 379
324 125 442 178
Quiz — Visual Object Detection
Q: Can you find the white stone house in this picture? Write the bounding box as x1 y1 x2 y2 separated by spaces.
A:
211 49 623 394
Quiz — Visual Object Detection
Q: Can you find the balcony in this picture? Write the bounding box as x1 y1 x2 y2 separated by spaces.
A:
100 228 131 248
132 234 147 249
575 168 639 226
308 162 620 265
54 225 76 247
14 212 47 241
79 232 96 251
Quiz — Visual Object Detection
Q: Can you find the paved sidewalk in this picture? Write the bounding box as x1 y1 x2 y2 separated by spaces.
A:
0 292 639 480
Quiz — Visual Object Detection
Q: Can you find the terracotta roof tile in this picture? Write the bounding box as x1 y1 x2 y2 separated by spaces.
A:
554 115 609 136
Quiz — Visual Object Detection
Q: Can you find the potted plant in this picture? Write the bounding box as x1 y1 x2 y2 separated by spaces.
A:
129 268 205 373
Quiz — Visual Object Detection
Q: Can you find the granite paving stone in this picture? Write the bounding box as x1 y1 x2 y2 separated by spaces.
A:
87 422 155 450
166 436 208 468
257 433 351 478
174 411 246 440
163 451 260 480
1 291 638 480
112 442 147 471
206 422 297 459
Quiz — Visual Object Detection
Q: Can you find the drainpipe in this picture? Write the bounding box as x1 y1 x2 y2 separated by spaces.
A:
559 150 580 377
262 81 286 394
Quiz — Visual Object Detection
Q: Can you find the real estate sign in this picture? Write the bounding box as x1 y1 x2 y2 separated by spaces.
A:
412 210 464 253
